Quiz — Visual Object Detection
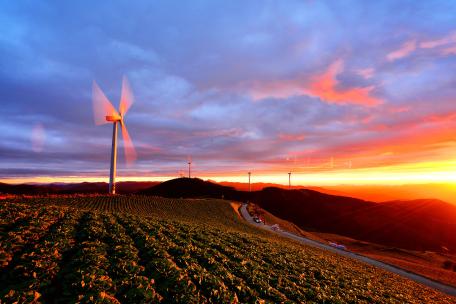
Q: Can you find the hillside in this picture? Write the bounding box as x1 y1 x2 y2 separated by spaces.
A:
0 196 454 303
15 195 248 230
139 179 456 252
252 187 456 252
218 181 347 196
139 178 238 199
4 178 456 252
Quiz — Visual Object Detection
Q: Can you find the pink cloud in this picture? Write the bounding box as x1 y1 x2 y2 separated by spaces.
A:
31 123 46 152
278 133 305 142
389 106 411 114
383 33 456 62
249 79 306 100
250 59 382 106
420 32 456 49
442 45 456 55
386 40 417 61
356 67 374 79
416 32 456 56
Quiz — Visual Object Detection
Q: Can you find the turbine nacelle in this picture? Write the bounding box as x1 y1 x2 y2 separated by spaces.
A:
106 115 122 122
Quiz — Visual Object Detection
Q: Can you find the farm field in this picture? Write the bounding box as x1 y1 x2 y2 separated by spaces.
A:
248 202 456 288
0 196 455 303
315 231 456 289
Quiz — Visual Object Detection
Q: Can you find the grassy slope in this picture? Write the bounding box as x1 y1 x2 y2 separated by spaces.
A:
248 201 456 288
315 231 456 288
252 188 456 252
18 195 248 230
0 195 454 303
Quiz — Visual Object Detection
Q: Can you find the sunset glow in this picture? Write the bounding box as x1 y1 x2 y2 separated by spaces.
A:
1 1 456 189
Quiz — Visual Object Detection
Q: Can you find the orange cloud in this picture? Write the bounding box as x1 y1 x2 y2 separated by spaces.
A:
424 111 456 123
307 59 382 106
330 118 456 168
268 110 456 175
250 59 382 106
387 40 417 61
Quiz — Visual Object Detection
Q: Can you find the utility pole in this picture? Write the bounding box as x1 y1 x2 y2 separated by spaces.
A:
288 172 291 189
248 172 251 192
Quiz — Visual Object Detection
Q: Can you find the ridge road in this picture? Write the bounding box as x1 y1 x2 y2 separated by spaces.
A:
239 203 456 297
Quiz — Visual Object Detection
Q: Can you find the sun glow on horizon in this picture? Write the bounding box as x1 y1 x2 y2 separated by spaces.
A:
3 159 456 186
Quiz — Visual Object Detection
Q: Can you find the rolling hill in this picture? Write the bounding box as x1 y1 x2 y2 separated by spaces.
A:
139 178 239 199
4 178 456 252
140 179 456 252
251 187 456 252
218 181 348 196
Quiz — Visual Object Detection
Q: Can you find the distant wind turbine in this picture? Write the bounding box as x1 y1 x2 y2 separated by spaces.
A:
287 154 296 189
92 76 137 194
248 171 251 192
187 156 192 178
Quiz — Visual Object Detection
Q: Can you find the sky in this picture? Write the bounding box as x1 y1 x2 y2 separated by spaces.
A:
1 1 456 185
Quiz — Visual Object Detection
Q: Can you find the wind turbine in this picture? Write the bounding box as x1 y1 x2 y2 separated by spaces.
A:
287 154 296 189
187 156 192 178
92 76 137 194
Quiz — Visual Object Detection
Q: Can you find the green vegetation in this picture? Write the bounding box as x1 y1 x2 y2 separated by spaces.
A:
0 196 454 303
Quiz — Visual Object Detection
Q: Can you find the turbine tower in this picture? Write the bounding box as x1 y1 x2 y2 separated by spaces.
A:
288 172 291 189
188 157 192 178
92 76 137 194
248 171 251 192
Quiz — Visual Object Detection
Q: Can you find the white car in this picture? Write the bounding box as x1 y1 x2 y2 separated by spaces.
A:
329 242 347 250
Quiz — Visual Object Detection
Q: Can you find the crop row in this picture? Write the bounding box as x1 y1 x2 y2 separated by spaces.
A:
0 203 66 272
12 196 249 230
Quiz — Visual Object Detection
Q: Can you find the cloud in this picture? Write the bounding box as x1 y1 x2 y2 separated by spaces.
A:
387 40 417 61
420 32 456 56
250 59 382 106
420 32 456 49
1 1 456 181
31 123 46 152
278 133 305 142
356 68 374 79
442 45 456 55
385 32 456 62
306 60 382 106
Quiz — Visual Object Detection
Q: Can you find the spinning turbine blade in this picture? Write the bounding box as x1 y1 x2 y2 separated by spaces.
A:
92 81 118 125
119 76 134 116
121 121 137 165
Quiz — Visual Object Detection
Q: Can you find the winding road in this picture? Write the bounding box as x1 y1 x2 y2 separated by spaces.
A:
239 203 456 297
